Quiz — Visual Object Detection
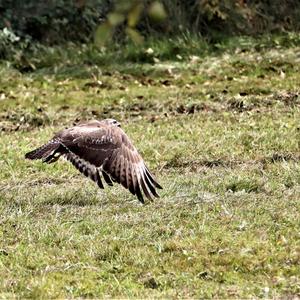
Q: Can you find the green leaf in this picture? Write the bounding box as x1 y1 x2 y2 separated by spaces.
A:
107 12 125 26
115 0 134 13
127 3 143 28
125 27 144 44
94 23 113 47
148 1 167 23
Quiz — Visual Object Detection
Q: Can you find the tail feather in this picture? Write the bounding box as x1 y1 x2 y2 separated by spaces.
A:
25 140 60 160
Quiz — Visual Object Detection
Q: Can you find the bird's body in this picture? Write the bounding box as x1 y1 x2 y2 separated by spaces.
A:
25 119 162 203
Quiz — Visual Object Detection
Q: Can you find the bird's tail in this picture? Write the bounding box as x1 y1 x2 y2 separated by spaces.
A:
25 140 61 162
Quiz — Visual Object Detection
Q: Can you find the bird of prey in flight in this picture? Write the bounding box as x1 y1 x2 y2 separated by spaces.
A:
25 119 162 203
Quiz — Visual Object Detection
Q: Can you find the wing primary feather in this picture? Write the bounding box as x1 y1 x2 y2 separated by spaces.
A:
143 166 160 198
127 149 141 197
128 180 135 195
133 166 144 203
115 156 121 184
126 164 135 195
127 161 137 196
65 152 104 189
94 169 104 189
135 184 144 204
140 172 153 201
145 165 163 189
124 149 136 196
135 164 152 201
125 157 130 191
82 165 90 177
102 171 113 186
108 153 121 184
120 155 127 189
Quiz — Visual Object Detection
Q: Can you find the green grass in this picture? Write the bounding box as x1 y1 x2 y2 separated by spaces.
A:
1 34 300 298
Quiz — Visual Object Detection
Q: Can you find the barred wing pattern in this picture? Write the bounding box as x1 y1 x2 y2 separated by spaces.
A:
25 119 162 203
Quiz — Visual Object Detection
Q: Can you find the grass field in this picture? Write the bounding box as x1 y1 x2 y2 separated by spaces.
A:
0 35 300 298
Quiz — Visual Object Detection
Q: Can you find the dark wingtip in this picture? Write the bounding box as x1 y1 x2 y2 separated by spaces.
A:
102 171 114 186
135 183 145 204
144 166 163 189
137 192 145 204
155 182 163 189
95 170 104 189
25 150 37 160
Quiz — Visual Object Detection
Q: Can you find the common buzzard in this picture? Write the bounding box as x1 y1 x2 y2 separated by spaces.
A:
25 119 162 203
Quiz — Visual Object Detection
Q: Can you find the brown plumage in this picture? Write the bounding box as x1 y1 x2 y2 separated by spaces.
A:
25 119 162 203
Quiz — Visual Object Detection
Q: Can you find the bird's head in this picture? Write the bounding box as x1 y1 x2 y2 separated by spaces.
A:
103 118 121 127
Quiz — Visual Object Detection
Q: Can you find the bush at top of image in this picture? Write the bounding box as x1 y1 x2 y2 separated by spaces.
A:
0 0 299 46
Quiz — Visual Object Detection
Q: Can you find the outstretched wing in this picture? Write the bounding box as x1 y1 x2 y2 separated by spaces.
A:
56 122 162 203
64 151 104 189
101 131 162 203
56 124 119 168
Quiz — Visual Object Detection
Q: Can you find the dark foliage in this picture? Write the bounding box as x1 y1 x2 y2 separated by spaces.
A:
0 0 299 46
0 0 112 43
